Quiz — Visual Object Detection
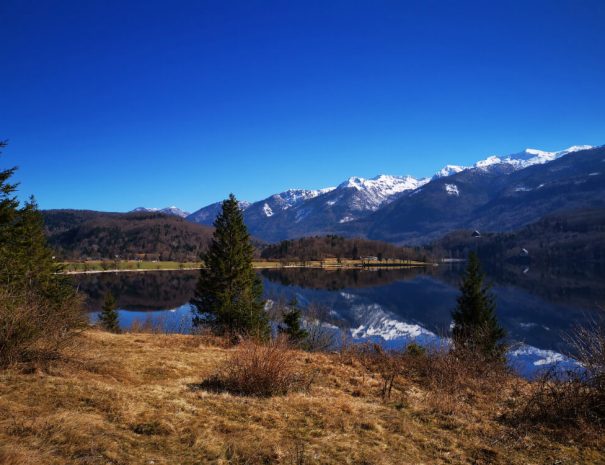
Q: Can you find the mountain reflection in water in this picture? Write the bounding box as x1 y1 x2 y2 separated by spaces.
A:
75 264 604 378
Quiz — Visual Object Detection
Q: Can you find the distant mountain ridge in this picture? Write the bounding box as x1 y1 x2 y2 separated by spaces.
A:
183 144 598 243
132 206 190 218
354 145 604 243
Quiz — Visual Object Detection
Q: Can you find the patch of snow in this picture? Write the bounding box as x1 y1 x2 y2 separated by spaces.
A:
339 216 354 223
444 184 460 196
433 165 466 179
514 186 532 192
262 203 273 217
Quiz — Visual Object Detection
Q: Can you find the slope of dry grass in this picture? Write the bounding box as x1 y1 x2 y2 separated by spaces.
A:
0 330 602 465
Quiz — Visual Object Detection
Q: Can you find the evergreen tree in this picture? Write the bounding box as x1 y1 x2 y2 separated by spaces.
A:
0 141 83 366
0 140 19 273
191 194 269 338
280 298 308 343
451 252 506 359
99 292 120 333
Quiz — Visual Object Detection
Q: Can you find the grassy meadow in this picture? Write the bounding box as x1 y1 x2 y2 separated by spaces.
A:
0 329 603 465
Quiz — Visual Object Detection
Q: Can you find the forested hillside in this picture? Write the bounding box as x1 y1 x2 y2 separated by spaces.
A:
260 235 427 262
429 208 605 265
43 210 214 261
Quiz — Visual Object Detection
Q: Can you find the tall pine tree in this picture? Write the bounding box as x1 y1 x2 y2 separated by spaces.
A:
191 194 269 338
451 252 505 359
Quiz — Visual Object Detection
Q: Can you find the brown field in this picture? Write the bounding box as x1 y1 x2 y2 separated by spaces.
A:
0 330 602 465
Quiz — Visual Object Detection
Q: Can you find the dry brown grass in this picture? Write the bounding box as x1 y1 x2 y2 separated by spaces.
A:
0 329 603 465
200 337 315 397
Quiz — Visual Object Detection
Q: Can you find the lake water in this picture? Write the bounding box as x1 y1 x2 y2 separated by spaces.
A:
74 264 605 378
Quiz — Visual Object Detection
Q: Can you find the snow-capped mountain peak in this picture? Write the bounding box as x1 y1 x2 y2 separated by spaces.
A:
254 188 336 217
339 174 426 194
269 188 335 208
474 145 594 171
430 145 594 179
433 164 466 179
335 174 428 212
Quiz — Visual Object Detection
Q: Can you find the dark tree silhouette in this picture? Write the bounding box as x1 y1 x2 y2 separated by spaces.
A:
280 298 308 344
191 194 268 338
451 252 505 359
99 292 120 333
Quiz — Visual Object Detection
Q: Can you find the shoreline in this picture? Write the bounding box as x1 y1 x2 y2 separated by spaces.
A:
60 262 434 275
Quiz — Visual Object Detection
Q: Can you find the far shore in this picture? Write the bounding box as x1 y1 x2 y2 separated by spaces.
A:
59 259 435 275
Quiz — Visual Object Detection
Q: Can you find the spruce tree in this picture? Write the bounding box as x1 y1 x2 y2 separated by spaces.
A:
280 298 308 344
451 252 505 359
191 194 269 338
0 140 19 272
0 141 83 366
99 292 120 333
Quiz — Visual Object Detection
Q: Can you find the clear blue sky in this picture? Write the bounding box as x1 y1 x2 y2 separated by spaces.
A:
1 0 604 212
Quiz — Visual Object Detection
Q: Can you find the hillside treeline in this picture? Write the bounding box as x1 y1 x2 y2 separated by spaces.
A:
260 235 428 262
44 210 214 262
428 208 605 265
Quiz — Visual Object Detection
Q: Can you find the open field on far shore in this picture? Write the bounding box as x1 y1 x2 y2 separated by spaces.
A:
59 258 432 274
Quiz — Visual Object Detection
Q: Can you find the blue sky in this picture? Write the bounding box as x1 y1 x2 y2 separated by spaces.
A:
1 0 604 212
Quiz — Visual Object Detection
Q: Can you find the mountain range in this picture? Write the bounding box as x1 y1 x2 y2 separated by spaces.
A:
136 144 601 244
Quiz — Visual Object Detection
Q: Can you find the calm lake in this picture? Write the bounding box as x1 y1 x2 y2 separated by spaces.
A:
74 264 605 378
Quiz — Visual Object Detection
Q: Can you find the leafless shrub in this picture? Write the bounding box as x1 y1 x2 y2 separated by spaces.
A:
201 337 315 397
303 303 339 352
0 288 85 368
512 311 605 433
351 339 511 407
355 344 405 400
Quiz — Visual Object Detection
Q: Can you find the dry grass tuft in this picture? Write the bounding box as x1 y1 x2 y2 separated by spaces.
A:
199 337 315 397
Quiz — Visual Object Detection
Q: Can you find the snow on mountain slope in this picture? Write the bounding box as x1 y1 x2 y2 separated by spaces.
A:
186 144 596 239
335 175 429 211
261 188 336 216
473 145 594 171
433 165 466 179
187 200 250 225
159 206 190 218
131 206 190 218
432 145 594 178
